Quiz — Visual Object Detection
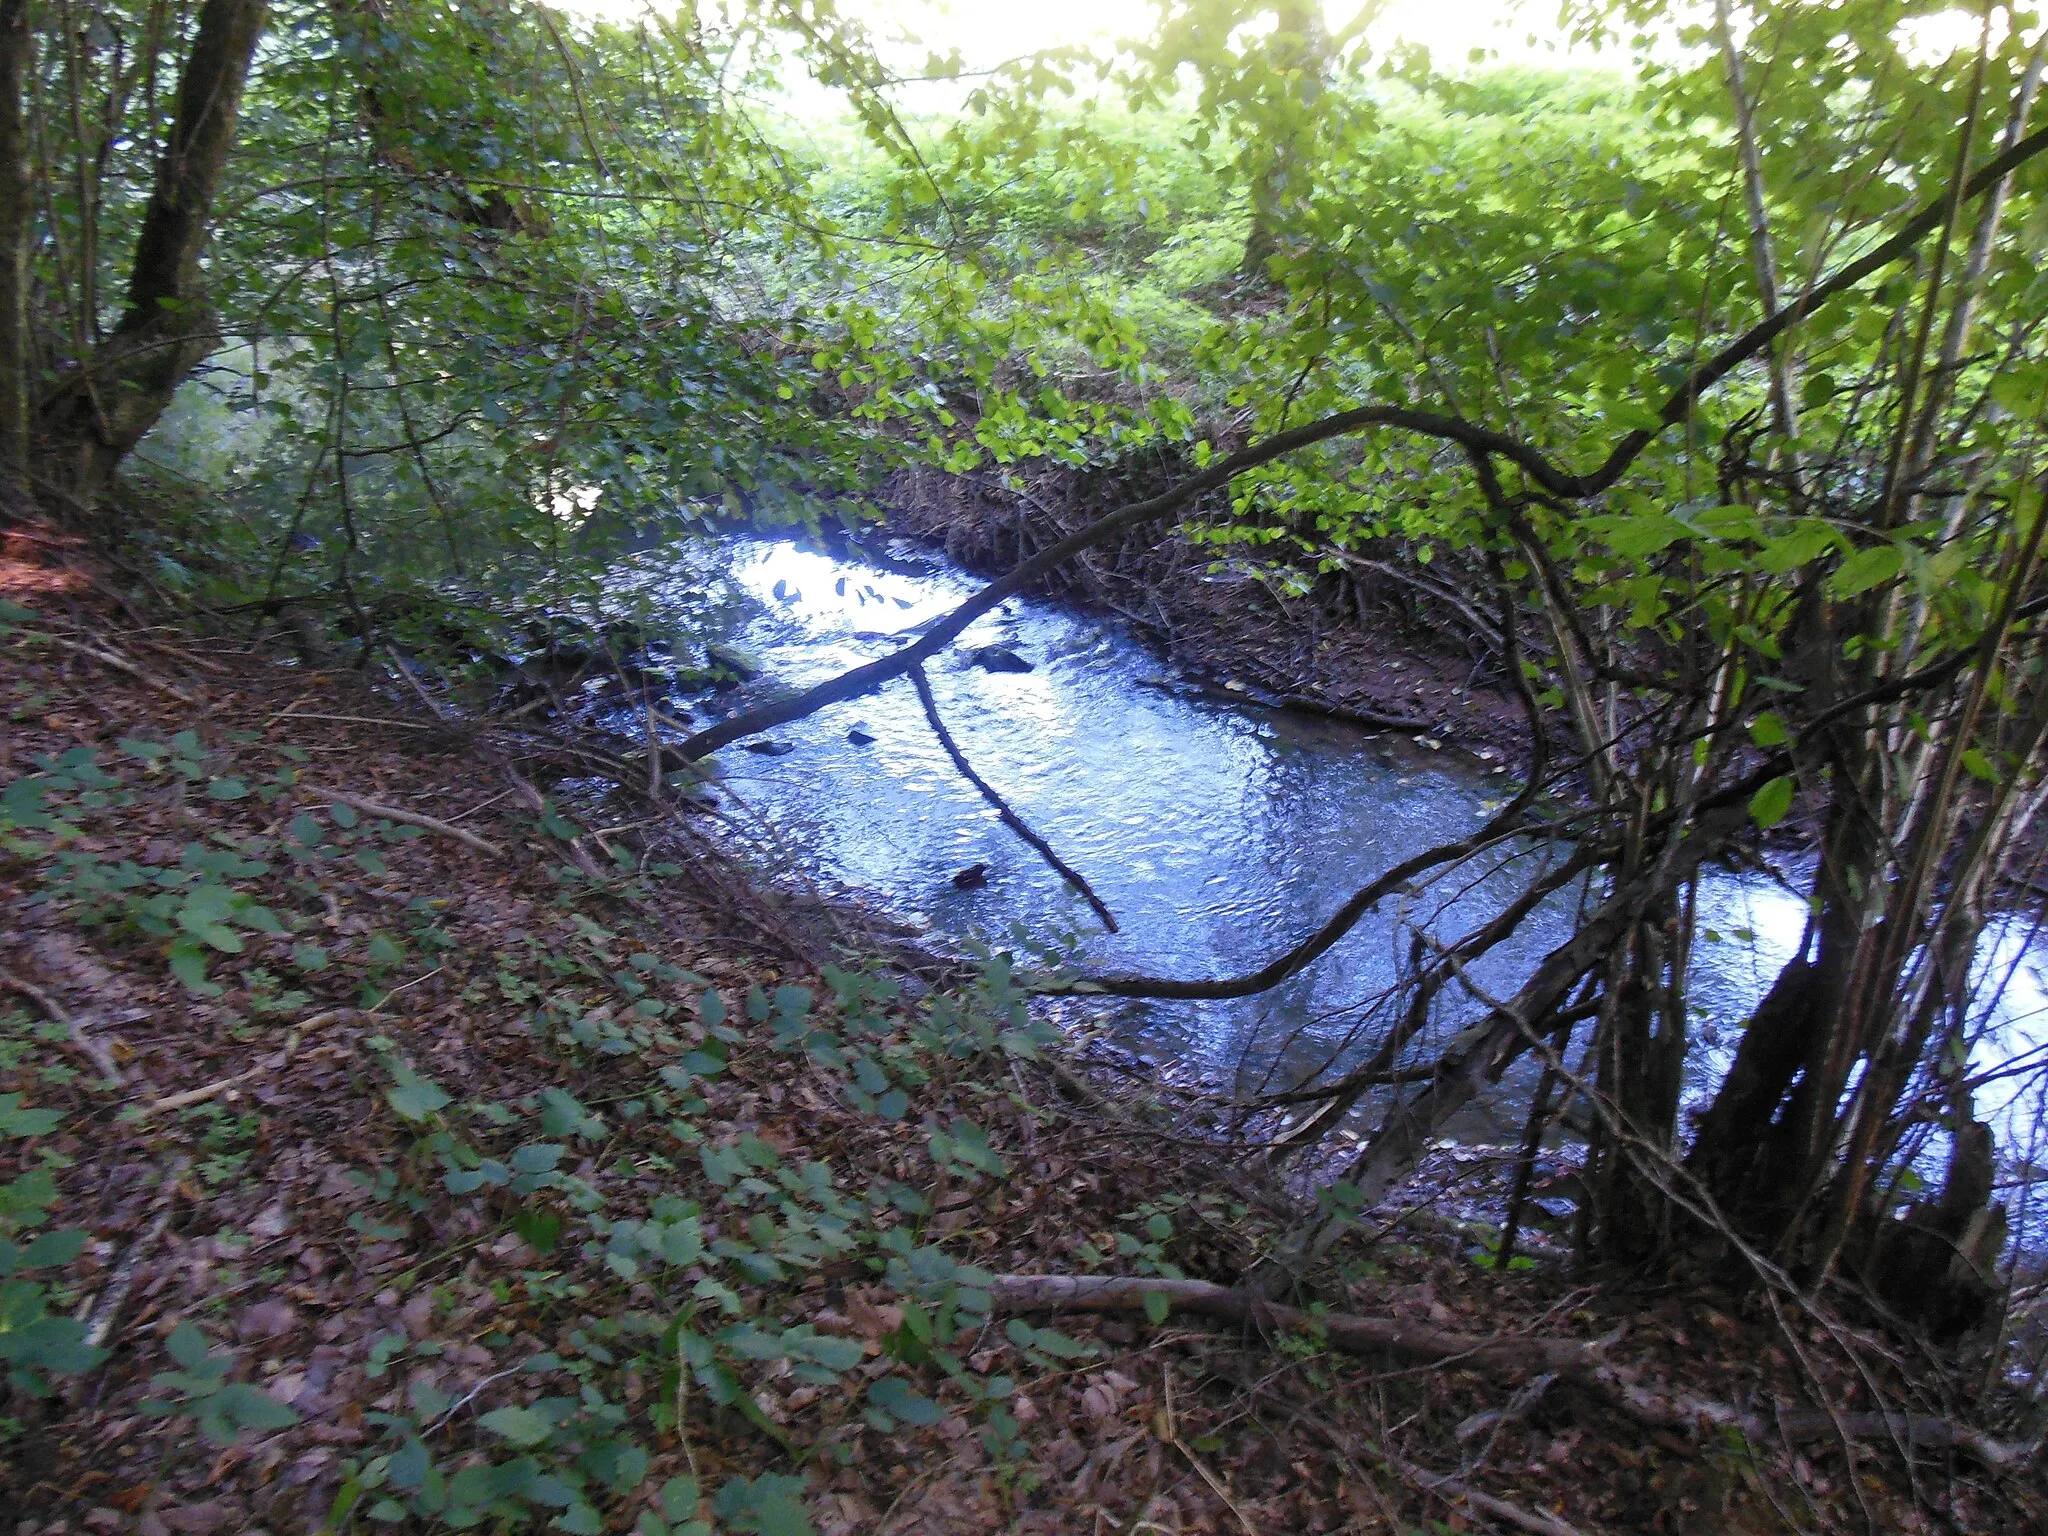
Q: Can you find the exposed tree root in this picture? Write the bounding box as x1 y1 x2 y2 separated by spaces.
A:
0 964 125 1084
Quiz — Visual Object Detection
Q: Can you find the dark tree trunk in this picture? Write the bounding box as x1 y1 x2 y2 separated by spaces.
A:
37 0 267 498
0 0 29 511
1585 916 1688 1264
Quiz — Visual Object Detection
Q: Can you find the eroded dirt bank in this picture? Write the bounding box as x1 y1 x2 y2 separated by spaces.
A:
879 463 1537 762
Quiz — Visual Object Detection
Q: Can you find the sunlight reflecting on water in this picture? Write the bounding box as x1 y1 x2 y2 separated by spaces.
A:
632 536 2048 1152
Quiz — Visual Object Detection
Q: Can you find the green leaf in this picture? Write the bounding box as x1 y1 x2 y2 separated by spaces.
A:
0 1094 61 1138
509 1142 563 1175
1748 712 1788 748
479 1404 553 1448
1749 775 1795 829
167 939 221 996
1587 513 1691 557
660 1477 702 1521
20 1229 86 1268
868 1376 944 1426
384 1061 451 1123
214 1382 300 1436
713 1474 814 1536
1828 544 1903 599
1756 521 1840 574
166 1321 214 1371
1142 1289 1171 1325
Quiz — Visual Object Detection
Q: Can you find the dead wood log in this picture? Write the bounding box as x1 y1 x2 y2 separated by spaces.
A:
986 1273 1603 1375
1587 1367 2032 1469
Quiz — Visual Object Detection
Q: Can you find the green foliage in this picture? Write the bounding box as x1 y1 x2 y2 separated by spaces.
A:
142 1323 301 1445
0 1080 98 1401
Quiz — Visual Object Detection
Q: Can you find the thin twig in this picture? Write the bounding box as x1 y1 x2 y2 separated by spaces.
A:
303 787 505 857
79 1155 190 1353
133 1009 350 1119
264 710 441 731
38 634 197 704
0 966 125 1084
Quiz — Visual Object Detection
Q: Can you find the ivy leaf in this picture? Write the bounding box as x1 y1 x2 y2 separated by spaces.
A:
867 1376 945 1426
0 1094 62 1138
713 1474 814 1536
384 1061 451 1122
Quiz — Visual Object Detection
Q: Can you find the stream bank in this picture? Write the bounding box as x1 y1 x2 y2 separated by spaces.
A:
2 527 2036 1536
880 463 1540 764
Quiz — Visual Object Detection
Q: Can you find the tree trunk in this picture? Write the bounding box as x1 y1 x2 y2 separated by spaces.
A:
1241 2 1326 278
37 0 268 499
0 0 29 512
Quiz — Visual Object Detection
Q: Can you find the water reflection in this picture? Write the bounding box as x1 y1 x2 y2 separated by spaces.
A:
631 537 2048 1152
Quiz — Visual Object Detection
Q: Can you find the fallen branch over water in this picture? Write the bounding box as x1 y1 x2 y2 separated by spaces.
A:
1136 675 1431 734
675 130 2048 768
907 664 1120 932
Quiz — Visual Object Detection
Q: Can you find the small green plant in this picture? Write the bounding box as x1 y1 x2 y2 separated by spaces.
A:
141 1321 301 1445
0 1097 99 1404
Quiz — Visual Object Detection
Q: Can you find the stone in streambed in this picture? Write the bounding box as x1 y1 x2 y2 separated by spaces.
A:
705 641 761 683
952 863 989 890
742 739 795 756
846 723 878 745
969 645 1033 674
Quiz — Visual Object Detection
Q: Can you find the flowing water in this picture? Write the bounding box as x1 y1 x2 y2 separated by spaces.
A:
618 535 2048 1156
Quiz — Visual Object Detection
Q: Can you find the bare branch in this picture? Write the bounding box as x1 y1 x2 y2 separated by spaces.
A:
907 663 1119 932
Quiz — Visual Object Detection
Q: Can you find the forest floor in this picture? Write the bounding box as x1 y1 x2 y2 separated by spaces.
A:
1 522 2040 1535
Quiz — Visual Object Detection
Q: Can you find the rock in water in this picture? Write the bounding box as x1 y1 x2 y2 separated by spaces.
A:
705 641 761 683
742 739 795 756
951 863 989 890
846 723 878 745
970 645 1033 674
